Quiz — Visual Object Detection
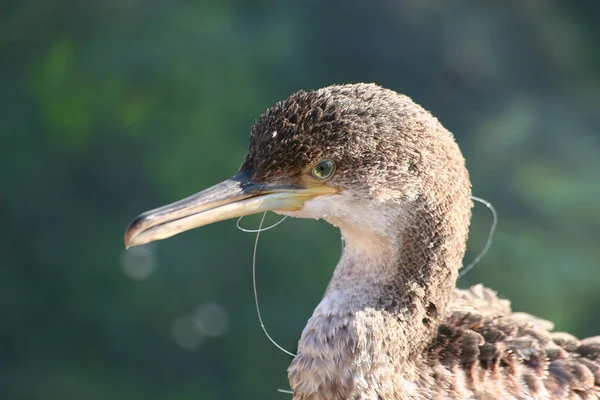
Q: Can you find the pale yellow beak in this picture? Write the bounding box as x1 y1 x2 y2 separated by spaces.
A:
124 170 337 248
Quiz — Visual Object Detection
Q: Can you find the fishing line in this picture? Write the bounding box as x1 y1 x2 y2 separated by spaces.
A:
237 199 495 395
458 196 498 279
236 214 288 232
273 233 347 396
237 213 297 357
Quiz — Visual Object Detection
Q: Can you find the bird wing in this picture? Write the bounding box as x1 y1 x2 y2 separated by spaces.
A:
425 285 600 399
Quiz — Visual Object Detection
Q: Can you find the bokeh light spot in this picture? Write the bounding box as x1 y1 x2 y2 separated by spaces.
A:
171 316 204 350
119 245 157 280
192 303 230 338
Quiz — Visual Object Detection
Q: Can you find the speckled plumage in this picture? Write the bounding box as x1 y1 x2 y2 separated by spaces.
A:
239 84 600 399
125 83 599 399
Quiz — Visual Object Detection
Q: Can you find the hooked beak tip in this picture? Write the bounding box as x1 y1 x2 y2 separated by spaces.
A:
124 213 148 249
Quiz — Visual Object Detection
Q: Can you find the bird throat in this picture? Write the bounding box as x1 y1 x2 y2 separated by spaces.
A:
288 199 464 400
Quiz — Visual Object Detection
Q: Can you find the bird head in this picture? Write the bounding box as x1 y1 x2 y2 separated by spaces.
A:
125 84 470 250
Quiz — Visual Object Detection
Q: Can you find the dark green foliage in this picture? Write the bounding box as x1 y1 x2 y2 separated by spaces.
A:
1 1 599 399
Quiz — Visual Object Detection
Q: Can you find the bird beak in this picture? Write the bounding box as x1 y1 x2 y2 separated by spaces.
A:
124 170 337 248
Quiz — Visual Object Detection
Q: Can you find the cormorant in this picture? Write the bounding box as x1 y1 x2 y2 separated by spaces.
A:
125 84 600 399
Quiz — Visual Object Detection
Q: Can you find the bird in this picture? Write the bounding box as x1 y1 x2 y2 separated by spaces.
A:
125 83 600 399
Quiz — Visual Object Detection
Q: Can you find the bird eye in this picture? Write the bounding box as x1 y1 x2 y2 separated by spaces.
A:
311 160 336 180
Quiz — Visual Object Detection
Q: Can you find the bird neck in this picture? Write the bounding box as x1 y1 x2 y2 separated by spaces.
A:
289 193 471 399
329 196 464 354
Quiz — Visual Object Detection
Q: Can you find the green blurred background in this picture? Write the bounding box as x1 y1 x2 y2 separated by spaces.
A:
2 1 600 399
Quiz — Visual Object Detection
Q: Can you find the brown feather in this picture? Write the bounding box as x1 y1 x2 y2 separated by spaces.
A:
425 286 600 399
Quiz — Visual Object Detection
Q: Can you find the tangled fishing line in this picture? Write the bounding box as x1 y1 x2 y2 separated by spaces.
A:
235 195 497 395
